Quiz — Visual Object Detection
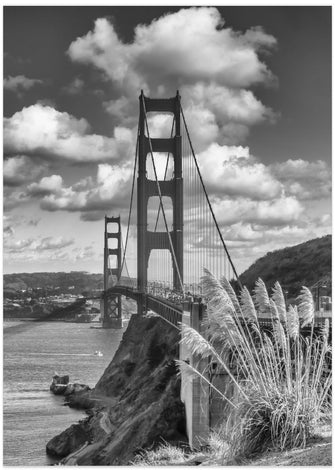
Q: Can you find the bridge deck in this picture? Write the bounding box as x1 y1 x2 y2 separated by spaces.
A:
105 285 331 330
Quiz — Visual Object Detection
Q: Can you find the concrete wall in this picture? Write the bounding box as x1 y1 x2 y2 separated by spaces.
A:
180 301 210 449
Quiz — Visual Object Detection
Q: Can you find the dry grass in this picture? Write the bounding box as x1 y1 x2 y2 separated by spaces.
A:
179 271 332 460
132 273 332 465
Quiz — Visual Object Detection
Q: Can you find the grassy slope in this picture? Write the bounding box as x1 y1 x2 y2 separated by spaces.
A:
132 421 331 466
239 235 331 298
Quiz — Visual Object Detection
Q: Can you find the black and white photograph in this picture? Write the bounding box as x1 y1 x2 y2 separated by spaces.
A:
3 4 332 466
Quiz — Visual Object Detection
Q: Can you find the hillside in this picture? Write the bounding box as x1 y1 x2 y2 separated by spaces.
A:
4 271 103 296
239 235 331 298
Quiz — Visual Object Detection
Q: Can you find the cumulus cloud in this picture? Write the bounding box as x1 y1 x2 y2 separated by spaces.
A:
181 83 276 146
68 8 277 147
68 9 276 91
272 159 331 200
4 75 43 95
27 175 64 196
4 104 134 163
4 236 74 253
3 155 45 187
193 143 282 200
25 163 132 217
211 195 304 227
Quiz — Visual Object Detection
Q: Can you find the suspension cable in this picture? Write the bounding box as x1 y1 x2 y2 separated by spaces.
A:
120 123 139 278
180 103 242 289
142 96 184 294
154 116 175 232
120 232 132 285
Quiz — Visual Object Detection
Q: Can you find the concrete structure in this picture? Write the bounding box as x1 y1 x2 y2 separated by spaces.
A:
180 301 210 449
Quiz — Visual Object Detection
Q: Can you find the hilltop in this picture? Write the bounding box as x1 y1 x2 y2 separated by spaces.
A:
239 235 331 298
4 271 103 297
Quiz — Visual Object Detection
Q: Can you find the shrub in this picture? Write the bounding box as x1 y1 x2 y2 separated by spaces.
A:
179 270 332 459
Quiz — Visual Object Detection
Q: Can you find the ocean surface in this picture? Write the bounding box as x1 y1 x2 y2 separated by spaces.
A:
3 320 125 466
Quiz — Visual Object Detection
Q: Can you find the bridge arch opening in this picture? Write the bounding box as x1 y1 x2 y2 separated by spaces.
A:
147 249 173 289
107 221 119 232
108 237 118 249
144 112 175 139
146 152 174 181
147 195 173 232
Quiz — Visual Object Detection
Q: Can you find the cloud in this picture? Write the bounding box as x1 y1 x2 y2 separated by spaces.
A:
211 195 304 227
27 218 41 227
3 188 30 212
27 175 64 196
4 104 134 163
26 163 132 217
3 155 46 187
3 215 15 239
61 77 85 95
4 236 74 253
182 83 277 146
74 245 96 260
68 9 276 91
4 75 43 95
196 143 282 200
4 236 76 264
272 159 331 200
68 8 277 147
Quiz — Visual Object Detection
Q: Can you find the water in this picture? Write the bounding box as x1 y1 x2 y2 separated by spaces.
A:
3 320 125 466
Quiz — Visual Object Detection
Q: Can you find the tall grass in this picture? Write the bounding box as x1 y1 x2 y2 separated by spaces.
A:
179 270 332 459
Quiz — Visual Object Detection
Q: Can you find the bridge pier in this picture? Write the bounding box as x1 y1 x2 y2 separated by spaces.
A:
137 296 147 316
102 216 123 329
180 301 210 449
101 294 123 329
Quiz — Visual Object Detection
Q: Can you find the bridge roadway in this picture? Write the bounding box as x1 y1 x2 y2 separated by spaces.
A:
105 284 184 327
105 284 332 332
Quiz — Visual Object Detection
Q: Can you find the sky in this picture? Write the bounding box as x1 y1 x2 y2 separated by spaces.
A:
3 5 332 276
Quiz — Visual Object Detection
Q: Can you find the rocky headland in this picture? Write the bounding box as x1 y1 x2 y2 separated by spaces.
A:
46 314 187 465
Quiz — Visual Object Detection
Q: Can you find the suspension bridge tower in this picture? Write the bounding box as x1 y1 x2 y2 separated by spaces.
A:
137 91 183 314
101 215 122 328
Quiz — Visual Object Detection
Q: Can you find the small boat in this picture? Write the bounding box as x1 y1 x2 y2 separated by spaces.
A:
94 350 103 357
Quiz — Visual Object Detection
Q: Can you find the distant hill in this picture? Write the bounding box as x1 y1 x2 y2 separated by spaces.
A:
4 271 103 295
239 235 331 298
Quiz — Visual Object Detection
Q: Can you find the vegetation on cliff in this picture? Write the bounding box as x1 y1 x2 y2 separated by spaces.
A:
136 270 331 465
239 235 331 298
46 315 187 465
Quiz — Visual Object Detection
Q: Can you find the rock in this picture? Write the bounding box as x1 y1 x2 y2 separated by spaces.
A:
50 373 91 397
50 374 69 394
52 374 69 385
63 383 91 396
51 384 68 395
46 420 91 458
64 391 96 410
47 315 187 465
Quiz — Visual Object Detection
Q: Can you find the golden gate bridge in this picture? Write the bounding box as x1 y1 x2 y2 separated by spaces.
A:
101 90 244 328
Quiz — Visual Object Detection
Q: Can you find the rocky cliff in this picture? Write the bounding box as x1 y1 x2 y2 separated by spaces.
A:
46 314 187 465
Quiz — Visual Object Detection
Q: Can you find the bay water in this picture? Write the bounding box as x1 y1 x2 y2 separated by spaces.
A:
3 320 125 466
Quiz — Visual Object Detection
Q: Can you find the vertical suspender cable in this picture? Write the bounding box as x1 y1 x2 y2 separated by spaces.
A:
120 123 139 281
180 104 242 289
154 117 175 232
